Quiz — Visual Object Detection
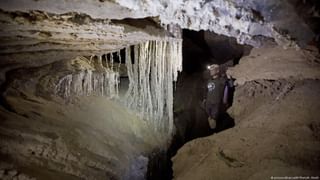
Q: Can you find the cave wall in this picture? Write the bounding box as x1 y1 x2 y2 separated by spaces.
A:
172 46 320 180
0 1 183 179
0 0 319 179
172 79 320 180
0 53 171 179
228 46 320 85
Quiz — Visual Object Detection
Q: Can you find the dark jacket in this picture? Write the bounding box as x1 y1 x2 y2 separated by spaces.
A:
205 76 227 119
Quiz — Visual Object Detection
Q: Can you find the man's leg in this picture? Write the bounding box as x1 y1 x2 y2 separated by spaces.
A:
208 105 219 129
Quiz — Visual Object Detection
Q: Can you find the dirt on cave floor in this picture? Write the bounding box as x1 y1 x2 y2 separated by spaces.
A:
0 91 165 180
172 47 320 180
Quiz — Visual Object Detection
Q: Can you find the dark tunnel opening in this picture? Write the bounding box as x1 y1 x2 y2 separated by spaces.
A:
175 29 252 140
147 29 252 180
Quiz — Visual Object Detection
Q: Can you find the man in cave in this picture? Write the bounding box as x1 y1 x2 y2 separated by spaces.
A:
204 64 232 129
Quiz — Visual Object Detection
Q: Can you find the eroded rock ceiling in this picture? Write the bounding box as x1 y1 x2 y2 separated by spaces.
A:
0 0 318 84
1 0 318 46
0 2 318 45
0 0 319 54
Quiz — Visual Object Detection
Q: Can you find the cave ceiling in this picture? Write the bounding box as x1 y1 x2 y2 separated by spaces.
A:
0 0 318 84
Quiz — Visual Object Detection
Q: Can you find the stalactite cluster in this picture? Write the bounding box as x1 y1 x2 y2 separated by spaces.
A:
124 40 183 135
54 56 120 100
54 39 182 135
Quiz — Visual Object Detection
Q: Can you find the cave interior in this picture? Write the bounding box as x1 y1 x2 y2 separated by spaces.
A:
0 1 320 180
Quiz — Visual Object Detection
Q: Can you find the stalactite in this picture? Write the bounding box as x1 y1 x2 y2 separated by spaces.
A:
54 55 119 100
124 39 183 135
53 39 182 136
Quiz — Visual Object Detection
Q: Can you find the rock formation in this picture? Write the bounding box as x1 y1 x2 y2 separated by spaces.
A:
0 0 319 179
172 47 320 180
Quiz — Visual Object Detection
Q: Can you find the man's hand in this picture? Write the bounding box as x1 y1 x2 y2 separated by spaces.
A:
208 117 216 129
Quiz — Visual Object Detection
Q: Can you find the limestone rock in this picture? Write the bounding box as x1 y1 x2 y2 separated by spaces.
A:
227 46 320 85
172 79 320 180
115 0 316 47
